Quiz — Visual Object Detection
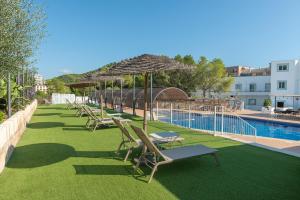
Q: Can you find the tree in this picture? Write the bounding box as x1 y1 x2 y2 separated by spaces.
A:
47 79 70 94
0 0 46 75
0 0 45 114
194 57 233 97
152 55 197 95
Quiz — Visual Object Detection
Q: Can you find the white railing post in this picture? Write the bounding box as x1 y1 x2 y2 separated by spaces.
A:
214 106 217 135
156 101 159 120
170 103 173 124
221 106 224 135
188 104 191 128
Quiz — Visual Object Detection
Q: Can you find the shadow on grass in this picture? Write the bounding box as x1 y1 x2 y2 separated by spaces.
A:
60 113 78 118
7 143 118 168
7 143 75 168
38 106 66 110
73 165 133 175
62 127 87 131
34 113 62 116
76 150 116 158
27 122 65 129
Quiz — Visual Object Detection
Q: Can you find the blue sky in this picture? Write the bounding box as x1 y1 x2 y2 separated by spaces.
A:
37 0 300 79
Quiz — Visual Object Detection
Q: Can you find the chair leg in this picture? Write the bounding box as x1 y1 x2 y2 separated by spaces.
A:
93 123 98 132
212 153 220 166
116 141 124 155
124 148 132 162
148 164 158 183
133 158 141 175
86 119 90 128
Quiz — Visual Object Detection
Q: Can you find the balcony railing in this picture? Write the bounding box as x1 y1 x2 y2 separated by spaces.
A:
231 90 271 93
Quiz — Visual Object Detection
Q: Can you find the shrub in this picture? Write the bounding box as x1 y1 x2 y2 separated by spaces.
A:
35 91 48 98
263 99 272 107
0 98 6 110
0 111 4 123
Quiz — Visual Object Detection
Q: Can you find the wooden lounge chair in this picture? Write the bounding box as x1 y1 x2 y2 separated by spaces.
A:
77 105 101 117
130 125 219 183
113 118 184 162
113 118 140 162
66 99 76 109
86 107 130 132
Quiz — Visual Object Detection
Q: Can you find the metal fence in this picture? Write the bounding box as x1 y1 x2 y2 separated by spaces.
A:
156 101 256 137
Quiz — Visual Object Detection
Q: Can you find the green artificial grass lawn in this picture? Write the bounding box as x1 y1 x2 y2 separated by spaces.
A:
0 105 299 200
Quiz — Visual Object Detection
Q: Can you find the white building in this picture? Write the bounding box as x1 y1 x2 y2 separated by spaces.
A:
34 74 48 93
270 59 300 109
195 59 300 111
227 75 271 110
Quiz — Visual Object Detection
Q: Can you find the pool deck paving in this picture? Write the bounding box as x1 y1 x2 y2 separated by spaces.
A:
236 109 300 125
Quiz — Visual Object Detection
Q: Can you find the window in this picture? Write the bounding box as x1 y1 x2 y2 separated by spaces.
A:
277 101 284 108
277 64 289 71
235 84 242 91
248 99 256 105
265 83 271 92
249 83 256 92
277 81 287 90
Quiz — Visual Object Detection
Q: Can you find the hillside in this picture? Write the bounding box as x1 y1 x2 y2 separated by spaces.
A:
48 73 83 83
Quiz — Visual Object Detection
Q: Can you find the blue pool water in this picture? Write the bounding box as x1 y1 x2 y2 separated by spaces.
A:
243 118 300 141
158 110 300 141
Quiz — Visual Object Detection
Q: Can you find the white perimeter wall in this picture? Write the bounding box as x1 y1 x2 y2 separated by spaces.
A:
0 100 37 173
51 93 89 104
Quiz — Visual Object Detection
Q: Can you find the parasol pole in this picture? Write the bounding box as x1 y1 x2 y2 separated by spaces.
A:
133 74 136 116
111 80 114 109
120 78 123 112
150 73 153 121
99 81 104 118
104 80 107 108
143 72 149 132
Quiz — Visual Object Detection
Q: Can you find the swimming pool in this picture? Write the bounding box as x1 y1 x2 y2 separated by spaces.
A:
158 110 300 141
242 118 300 141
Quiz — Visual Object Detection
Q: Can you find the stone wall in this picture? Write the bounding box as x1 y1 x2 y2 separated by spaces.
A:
0 100 37 173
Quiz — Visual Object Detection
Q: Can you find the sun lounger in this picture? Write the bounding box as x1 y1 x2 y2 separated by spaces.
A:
107 113 122 117
66 99 77 109
85 107 131 132
77 105 101 117
113 118 140 162
130 125 219 183
113 118 184 162
66 99 72 109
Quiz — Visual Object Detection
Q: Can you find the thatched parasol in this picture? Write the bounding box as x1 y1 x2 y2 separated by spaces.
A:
100 54 194 133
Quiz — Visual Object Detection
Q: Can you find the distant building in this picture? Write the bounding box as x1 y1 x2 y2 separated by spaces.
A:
195 59 300 110
226 66 271 77
226 65 251 76
225 60 300 110
34 74 48 93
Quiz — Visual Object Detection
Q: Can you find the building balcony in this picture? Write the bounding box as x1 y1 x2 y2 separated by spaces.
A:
226 90 271 96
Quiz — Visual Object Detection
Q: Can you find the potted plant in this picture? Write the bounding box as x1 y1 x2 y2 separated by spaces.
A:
263 98 272 111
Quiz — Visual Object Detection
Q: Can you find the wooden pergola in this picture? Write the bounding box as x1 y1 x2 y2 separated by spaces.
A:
100 54 194 133
87 74 124 110
66 81 97 88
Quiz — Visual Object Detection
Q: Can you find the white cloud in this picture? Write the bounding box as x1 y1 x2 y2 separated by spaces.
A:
59 68 72 74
